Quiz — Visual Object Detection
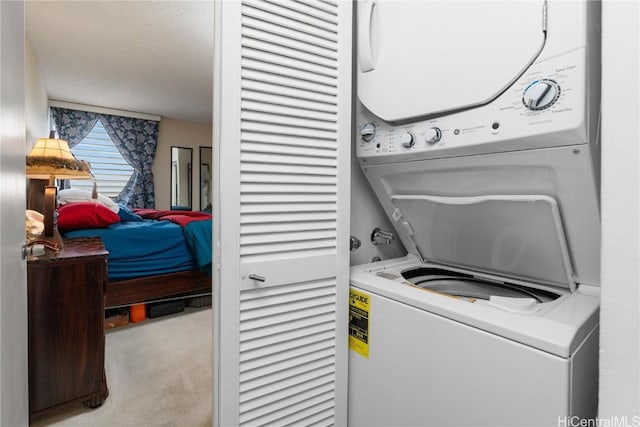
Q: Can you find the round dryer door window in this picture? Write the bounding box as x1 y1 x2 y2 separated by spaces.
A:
357 0 547 123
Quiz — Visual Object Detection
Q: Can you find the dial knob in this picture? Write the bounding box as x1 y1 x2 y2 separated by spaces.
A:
400 132 415 148
424 127 442 145
522 79 560 110
360 123 376 142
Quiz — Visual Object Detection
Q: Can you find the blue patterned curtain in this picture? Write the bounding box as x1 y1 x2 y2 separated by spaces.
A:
50 108 100 189
51 107 159 208
50 107 99 147
100 115 159 208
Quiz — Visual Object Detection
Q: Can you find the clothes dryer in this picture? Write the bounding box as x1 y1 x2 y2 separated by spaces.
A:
349 1 601 425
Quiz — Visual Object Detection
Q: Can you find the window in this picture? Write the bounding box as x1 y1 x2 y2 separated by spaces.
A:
69 120 133 198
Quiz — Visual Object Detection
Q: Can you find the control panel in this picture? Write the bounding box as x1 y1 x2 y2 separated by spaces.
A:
356 50 588 164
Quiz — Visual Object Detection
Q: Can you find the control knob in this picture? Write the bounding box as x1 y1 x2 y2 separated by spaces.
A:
424 127 442 145
522 79 560 110
400 132 415 148
360 123 376 142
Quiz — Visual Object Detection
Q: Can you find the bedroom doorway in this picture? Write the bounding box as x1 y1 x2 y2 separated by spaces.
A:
25 1 214 425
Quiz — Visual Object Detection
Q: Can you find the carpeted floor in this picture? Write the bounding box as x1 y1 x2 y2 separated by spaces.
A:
31 307 212 427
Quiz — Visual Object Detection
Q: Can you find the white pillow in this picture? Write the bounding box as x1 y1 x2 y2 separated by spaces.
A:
57 188 119 213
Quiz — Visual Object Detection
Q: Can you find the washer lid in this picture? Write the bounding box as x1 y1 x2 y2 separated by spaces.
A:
357 0 547 123
390 194 576 291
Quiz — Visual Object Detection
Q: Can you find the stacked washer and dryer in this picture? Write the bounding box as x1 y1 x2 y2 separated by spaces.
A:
349 1 601 425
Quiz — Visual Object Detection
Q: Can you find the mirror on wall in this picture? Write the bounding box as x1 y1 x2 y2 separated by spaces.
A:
200 146 212 211
171 146 193 210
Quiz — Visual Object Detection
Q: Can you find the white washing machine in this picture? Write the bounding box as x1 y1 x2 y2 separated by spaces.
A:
349 1 601 425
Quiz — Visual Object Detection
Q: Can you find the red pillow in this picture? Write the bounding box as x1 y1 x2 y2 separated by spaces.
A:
57 201 120 230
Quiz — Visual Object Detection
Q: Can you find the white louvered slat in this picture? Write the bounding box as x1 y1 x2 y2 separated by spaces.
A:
241 194 336 204
243 80 336 107
241 131 337 150
242 3 337 43
241 220 336 235
280 403 335 427
275 0 337 23
241 280 335 308
241 59 337 91
241 322 337 355
240 336 337 367
269 401 337 427
240 332 338 363
241 48 337 81
242 27 336 61
241 369 336 411
240 247 338 263
241 63 337 95
240 338 336 374
240 203 336 214
240 238 335 256
241 211 337 224
240 311 336 342
240 183 337 195
240 373 335 416
241 172 337 184
241 359 336 400
265 0 338 24
239 346 336 382
216 0 350 425
242 37 336 70
294 0 337 16
239 387 335 426
241 151 337 166
242 15 336 51
238 278 338 426
241 110 338 131
242 99 337 123
240 291 336 335
241 161 335 175
240 229 336 246
244 0 338 34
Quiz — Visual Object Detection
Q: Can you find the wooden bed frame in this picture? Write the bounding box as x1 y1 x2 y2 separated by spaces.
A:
105 270 211 308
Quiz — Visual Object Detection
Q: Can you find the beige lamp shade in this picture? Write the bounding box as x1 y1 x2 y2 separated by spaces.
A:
26 134 95 251
26 136 93 181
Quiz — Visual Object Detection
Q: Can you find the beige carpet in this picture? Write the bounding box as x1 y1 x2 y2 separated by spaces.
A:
31 307 212 427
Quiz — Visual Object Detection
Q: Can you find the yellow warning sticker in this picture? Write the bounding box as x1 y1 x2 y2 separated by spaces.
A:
349 288 370 358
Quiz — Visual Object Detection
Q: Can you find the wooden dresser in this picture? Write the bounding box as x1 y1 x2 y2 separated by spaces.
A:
27 237 109 418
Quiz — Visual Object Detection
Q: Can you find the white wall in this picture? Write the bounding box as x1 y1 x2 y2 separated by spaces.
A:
599 0 640 418
25 38 48 150
350 93 407 265
350 130 407 265
153 118 212 210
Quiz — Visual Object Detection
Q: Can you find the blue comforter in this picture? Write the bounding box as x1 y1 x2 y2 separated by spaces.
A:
63 216 212 281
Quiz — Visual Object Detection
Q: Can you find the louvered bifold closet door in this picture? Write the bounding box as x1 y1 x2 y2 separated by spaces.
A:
213 1 352 426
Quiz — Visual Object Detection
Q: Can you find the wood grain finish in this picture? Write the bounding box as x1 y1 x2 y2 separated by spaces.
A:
105 270 211 308
28 238 109 417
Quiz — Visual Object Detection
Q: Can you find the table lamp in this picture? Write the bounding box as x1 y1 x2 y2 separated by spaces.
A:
26 131 93 250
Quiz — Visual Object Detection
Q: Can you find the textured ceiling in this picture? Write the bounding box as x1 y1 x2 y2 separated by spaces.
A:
26 1 214 123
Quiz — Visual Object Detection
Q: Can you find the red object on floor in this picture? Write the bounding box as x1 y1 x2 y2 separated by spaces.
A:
129 304 146 323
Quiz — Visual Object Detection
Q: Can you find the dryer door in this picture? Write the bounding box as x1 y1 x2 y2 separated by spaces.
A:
357 0 547 123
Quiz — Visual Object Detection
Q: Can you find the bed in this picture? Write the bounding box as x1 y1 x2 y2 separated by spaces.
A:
59 197 212 308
